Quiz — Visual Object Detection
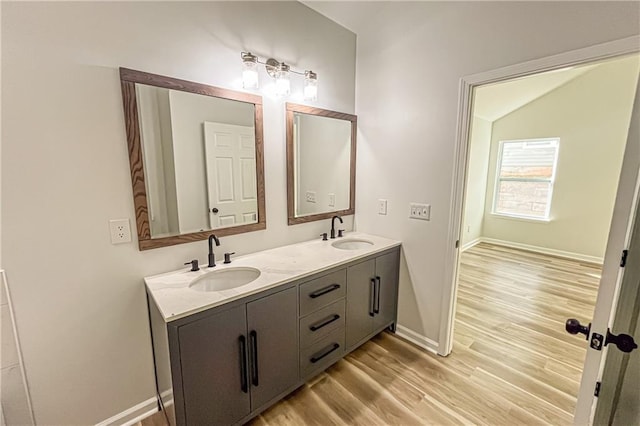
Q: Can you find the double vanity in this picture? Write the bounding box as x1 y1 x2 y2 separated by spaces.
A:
146 233 401 425
119 67 396 425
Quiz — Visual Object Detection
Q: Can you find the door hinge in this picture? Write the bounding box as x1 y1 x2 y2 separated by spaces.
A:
455 240 460 249
620 249 628 267
594 381 601 397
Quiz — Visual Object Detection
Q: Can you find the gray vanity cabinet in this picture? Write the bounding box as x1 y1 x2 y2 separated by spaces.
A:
346 249 400 350
179 305 249 425
173 286 298 426
372 251 400 330
149 245 400 426
246 287 298 410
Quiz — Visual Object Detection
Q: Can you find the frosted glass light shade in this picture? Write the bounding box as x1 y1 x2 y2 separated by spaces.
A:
241 52 259 89
242 68 258 89
304 71 317 101
275 65 290 98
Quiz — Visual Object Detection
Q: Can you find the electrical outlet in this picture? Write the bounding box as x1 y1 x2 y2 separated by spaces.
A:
305 191 316 203
378 199 388 215
409 203 431 221
109 219 132 244
328 193 335 207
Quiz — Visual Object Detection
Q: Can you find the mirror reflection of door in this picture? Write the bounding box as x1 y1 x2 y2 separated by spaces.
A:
204 122 257 229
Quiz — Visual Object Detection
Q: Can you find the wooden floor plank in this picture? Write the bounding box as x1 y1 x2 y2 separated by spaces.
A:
140 243 597 426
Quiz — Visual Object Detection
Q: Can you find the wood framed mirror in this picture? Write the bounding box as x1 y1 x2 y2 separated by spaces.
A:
286 103 356 225
120 68 266 250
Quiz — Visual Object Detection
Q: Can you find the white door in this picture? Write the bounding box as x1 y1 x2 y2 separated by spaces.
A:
593 213 640 425
203 122 258 229
573 77 640 424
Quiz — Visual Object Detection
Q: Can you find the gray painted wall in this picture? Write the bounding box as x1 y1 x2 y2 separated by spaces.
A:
350 1 640 345
1 2 355 424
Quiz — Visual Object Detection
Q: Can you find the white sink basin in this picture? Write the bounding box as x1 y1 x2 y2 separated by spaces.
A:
189 267 261 292
332 239 374 250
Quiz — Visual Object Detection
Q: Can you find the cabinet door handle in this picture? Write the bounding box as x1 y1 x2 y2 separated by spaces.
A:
249 330 259 387
310 343 340 363
369 279 376 317
309 283 341 299
374 276 381 314
238 335 248 393
309 314 341 332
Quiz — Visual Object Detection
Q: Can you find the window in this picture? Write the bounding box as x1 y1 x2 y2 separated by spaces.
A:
493 138 559 220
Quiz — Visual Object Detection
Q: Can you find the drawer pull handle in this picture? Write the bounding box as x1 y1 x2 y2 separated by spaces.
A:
309 314 341 332
310 343 340 363
309 283 340 299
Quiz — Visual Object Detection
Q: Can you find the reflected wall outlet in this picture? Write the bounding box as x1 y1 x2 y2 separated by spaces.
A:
409 203 430 221
328 193 335 207
305 191 316 203
378 199 388 215
109 219 132 244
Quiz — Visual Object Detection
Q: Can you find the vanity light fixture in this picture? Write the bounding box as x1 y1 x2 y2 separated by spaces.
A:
304 70 318 101
241 51 318 100
241 52 259 89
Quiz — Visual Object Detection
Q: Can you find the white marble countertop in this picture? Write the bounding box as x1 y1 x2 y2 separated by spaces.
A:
145 232 401 322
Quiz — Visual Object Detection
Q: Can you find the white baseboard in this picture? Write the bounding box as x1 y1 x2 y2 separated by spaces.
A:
479 237 604 264
95 396 158 426
461 238 481 252
395 325 439 355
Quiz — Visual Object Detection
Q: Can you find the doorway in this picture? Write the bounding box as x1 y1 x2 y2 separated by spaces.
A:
457 54 638 419
442 37 640 424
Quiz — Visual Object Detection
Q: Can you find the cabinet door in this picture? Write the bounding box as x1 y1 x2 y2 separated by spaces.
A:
346 259 376 349
247 286 298 410
374 250 400 330
178 305 250 425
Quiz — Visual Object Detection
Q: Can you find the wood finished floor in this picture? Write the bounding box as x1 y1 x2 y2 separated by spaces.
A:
140 243 600 425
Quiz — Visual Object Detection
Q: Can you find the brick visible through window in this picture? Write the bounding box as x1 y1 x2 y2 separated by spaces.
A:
493 139 559 219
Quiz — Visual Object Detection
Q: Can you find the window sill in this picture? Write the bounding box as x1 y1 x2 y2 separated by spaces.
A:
489 212 551 224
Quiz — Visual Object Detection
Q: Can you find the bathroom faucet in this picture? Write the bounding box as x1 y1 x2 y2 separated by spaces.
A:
330 215 343 239
208 234 220 267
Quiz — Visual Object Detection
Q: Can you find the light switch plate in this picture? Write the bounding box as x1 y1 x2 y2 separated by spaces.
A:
109 219 132 244
409 203 430 221
328 193 335 207
378 199 388 215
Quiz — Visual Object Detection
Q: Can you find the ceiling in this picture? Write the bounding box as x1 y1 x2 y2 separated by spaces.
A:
473 64 597 122
303 1 605 122
302 1 387 34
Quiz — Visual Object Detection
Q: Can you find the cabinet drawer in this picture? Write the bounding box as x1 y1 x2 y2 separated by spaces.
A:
299 269 346 316
300 299 345 349
300 328 345 379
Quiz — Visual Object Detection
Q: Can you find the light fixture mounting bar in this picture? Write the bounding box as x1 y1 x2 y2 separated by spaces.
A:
241 51 314 78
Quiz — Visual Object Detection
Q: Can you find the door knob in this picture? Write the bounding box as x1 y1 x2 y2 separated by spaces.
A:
565 318 591 340
605 330 638 353
211 208 219 214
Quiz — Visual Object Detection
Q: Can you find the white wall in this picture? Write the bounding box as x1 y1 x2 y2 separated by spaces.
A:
296 114 351 216
1 2 355 424
461 116 491 247
169 90 255 234
482 56 639 260
137 85 176 237
351 1 640 347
